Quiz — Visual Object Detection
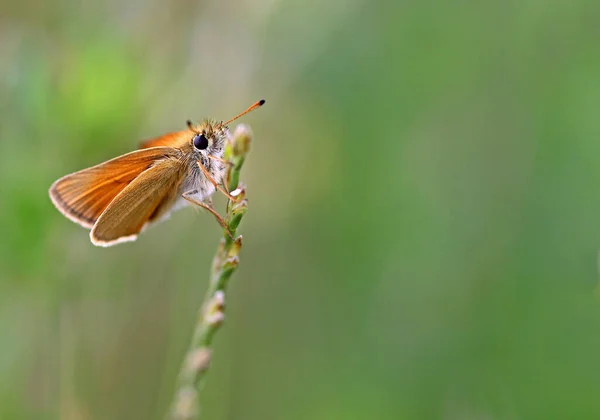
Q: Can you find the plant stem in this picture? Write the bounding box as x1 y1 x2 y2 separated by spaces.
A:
167 124 252 420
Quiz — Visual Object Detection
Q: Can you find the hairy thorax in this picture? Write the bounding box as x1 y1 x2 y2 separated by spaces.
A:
178 123 229 203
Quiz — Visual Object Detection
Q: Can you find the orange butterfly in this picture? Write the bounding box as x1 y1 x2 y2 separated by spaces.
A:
49 100 264 246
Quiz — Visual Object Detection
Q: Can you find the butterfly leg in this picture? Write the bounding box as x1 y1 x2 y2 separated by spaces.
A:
196 160 239 201
206 155 238 197
207 154 234 167
182 191 233 239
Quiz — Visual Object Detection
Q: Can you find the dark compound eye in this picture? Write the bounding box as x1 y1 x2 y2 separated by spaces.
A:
193 134 209 150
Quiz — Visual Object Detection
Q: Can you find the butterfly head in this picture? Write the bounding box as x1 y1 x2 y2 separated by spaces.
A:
186 99 265 164
187 119 229 161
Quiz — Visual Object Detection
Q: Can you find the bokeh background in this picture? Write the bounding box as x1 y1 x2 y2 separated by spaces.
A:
2 0 600 419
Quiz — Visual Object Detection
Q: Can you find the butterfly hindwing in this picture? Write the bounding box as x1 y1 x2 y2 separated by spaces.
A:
90 157 185 246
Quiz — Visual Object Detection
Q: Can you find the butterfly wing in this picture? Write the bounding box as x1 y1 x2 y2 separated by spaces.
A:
49 147 182 229
139 130 191 149
90 157 185 246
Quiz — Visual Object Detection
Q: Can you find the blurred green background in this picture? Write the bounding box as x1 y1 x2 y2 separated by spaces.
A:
2 0 600 419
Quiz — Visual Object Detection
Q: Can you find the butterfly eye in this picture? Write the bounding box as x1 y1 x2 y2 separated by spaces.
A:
193 134 209 150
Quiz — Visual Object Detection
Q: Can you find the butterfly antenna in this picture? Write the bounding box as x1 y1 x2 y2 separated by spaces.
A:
187 120 200 133
221 99 265 126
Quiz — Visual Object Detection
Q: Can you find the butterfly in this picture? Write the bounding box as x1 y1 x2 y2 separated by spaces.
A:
49 100 264 246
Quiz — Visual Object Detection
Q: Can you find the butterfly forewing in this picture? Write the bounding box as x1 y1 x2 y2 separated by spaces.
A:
90 157 185 246
138 130 191 149
49 147 181 228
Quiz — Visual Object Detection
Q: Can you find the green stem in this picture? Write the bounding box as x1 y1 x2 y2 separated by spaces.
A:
167 124 252 420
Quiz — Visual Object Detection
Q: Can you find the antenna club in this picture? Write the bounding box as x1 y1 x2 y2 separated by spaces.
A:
221 99 266 126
